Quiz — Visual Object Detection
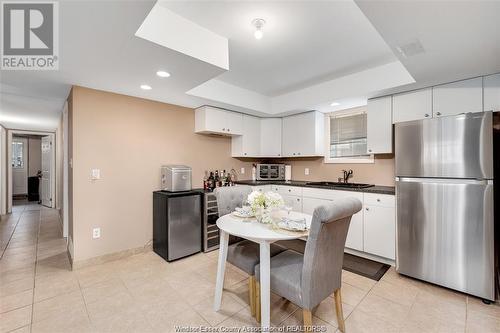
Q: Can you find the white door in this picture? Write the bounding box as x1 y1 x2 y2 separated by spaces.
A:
392 88 433 123
41 136 52 207
367 96 393 154
363 205 396 259
12 138 28 195
260 118 282 157
432 77 483 117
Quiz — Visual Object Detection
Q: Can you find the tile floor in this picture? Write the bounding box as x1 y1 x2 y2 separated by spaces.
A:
1 203 499 333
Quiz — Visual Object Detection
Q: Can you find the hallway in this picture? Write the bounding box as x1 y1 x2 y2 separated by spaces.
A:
0 202 69 332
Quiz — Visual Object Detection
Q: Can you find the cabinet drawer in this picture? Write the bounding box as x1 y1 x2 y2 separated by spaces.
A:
252 185 272 193
302 187 363 201
363 193 395 207
276 185 302 197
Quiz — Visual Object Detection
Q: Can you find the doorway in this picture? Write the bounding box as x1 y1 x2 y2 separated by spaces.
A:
7 130 56 213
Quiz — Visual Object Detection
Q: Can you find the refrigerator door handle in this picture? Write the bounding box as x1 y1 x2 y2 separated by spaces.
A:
397 177 492 185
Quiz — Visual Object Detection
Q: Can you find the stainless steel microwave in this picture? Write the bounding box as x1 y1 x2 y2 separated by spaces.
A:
256 164 285 181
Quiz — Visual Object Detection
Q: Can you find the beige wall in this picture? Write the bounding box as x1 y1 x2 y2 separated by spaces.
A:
28 138 41 177
282 154 395 186
0 125 6 215
69 86 255 262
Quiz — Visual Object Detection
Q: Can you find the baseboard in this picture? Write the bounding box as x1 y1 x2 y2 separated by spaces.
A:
344 248 395 266
71 243 153 270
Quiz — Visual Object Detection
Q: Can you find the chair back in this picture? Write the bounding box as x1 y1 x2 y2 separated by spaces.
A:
301 197 362 309
214 185 253 216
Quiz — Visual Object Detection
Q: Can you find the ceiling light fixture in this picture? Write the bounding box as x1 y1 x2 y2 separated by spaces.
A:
140 84 152 90
156 70 171 78
252 18 266 40
330 102 340 106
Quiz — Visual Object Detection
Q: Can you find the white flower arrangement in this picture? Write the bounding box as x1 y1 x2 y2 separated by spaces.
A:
247 191 284 224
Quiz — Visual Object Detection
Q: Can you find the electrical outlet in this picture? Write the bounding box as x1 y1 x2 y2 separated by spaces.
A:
240 167 245 174
92 227 101 239
305 168 310 175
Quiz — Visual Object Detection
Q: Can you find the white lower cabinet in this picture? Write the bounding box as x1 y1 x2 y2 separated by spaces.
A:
302 193 364 252
363 193 395 260
282 194 302 213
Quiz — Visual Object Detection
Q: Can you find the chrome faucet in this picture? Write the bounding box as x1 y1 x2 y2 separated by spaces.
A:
342 169 353 183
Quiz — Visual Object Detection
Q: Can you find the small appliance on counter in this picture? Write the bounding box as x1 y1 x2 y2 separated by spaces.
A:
161 165 192 192
284 165 292 182
256 163 285 180
153 190 202 261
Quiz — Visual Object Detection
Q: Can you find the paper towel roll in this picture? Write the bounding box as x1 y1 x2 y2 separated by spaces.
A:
285 165 292 181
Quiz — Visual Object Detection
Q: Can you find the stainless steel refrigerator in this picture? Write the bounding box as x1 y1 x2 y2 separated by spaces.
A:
395 111 498 301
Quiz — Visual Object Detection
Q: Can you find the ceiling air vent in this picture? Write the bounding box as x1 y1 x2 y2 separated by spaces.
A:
395 39 425 58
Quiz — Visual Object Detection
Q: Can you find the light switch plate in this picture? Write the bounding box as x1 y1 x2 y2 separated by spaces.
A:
93 227 101 239
91 169 100 180
305 168 310 175
240 167 245 174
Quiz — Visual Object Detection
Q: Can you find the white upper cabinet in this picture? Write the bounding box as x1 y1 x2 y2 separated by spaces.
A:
195 106 243 135
432 77 483 117
392 88 432 123
367 96 392 154
232 115 261 157
282 111 324 157
484 73 500 112
260 118 282 157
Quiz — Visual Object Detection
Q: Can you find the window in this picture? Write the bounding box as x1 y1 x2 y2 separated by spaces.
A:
325 110 374 164
12 141 24 168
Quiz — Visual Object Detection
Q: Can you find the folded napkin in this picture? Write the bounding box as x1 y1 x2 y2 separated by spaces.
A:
234 207 253 217
278 216 308 231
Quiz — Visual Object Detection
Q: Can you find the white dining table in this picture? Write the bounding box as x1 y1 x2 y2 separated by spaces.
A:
213 211 312 330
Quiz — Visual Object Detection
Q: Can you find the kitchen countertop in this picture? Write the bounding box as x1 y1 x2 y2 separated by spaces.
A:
234 180 395 195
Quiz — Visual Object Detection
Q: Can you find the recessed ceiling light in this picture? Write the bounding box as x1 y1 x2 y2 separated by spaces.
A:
156 70 170 78
252 18 266 40
140 84 152 90
330 102 341 106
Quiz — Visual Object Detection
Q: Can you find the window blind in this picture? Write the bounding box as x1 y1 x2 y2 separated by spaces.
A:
329 113 367 158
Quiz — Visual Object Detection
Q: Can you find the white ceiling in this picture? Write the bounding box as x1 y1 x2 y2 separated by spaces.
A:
355 0 500 95
163 0 397 96
1 0 499 130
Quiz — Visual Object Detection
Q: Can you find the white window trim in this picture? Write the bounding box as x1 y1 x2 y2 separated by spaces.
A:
323 109 374 164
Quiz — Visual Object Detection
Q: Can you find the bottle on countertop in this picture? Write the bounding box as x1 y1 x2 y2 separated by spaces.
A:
203 171 208 191
214 170 220 188
207 171 214 191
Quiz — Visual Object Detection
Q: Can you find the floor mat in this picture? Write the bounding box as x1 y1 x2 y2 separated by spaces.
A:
277 239 390 281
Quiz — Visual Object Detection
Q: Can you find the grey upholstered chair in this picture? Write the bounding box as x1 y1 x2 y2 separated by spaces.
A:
254 197 362 332
214 186 286 317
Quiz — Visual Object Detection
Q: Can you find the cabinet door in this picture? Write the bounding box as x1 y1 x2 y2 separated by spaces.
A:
302 196 363 251
393 88 432 123
260 118 282 157
367 96 392 154
484 73 500 112
302 197 330 215
243 115 261 156
225 111 243 135
282 112 323 157
433 77 483 117
282 114 304 157
281 194 302 213
363 205 395 259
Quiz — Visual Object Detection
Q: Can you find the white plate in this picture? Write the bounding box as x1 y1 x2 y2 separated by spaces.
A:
232 211 255 218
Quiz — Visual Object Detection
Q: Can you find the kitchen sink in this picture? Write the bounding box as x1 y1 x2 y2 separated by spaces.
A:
305 181 374 189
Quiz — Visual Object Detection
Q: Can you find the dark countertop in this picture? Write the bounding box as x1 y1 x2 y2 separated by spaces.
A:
234 180 395 195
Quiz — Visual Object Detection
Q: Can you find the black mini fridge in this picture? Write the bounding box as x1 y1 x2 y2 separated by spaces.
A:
153 190 203 262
